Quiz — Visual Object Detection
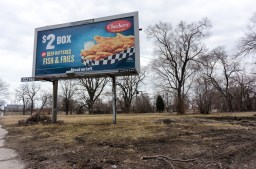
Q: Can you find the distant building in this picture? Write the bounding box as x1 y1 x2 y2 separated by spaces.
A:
4 104 24 115
5 104 23 112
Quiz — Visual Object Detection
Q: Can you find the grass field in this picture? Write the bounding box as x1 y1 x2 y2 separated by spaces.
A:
1 112 256 169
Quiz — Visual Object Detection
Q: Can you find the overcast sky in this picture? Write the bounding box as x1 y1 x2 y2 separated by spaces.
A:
0 0 255 103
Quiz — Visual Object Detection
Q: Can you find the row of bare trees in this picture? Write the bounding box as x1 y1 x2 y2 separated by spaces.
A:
56 68 147 115
11 52 255 115
15 83 51 115
11 70 147 115
146 12 256 114
192 47 256 114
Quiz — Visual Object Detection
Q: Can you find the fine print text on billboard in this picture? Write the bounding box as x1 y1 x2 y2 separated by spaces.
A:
33 12 140 79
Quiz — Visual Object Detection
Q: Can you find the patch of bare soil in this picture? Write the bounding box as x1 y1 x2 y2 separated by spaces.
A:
3 114 256 169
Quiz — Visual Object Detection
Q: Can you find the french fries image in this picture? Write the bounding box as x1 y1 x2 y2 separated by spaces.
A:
81 33 134 61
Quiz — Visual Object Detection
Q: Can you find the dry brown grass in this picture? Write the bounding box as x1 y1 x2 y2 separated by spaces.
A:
0 113 174 145
1 112 254 145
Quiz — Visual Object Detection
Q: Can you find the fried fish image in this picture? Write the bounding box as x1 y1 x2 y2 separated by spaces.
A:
81 33 134 61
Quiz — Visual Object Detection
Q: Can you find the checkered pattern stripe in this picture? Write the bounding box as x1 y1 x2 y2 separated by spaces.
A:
82 47 135 66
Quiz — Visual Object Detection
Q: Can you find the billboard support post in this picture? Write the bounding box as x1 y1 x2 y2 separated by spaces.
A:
52 80 58 123
112 76 117 124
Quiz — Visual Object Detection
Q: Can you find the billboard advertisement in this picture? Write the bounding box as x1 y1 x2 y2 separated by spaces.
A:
32 12 140 79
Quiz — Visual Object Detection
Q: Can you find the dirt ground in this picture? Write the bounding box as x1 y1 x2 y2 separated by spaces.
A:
1 112 256 169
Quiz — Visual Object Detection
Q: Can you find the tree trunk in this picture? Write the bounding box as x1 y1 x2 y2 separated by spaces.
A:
65 100 69 115
177 98 185 115
22 105 26 115
198 95 211 114
124 102 130 113
22 98 26 115
227 97 233 112
225 94 233 112
89 100 94 114
30 101 34 115
177 90 185 115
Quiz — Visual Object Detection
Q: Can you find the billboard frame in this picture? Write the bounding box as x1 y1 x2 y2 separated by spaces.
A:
32 11 140 80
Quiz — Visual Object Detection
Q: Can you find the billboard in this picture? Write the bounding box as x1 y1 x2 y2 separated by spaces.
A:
32 12 140 79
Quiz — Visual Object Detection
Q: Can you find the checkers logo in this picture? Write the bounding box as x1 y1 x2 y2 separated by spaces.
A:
106 20 132 33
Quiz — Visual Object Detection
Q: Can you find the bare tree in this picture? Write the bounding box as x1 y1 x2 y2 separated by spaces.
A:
237 12 256 55
231 71 256 111
193 52 216 114
78 77 108 114
0 79 8 108
136 93 154 113
193 76 214 114
116 69 146 113
233 12 256 111
59 80 78 115
204 47 240 112
38 90 52 111
25 83 41 114
146 19 211 114
15 84 29 115
15 83 40 114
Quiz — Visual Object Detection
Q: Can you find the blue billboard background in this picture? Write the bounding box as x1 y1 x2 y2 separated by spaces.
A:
35 16 135 77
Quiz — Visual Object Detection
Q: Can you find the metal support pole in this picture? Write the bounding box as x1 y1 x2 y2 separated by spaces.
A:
52 80 58 123
112 76 117 124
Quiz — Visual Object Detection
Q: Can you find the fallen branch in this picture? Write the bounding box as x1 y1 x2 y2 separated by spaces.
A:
141 155 197 169
205 162 223 169
142 155 197 162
